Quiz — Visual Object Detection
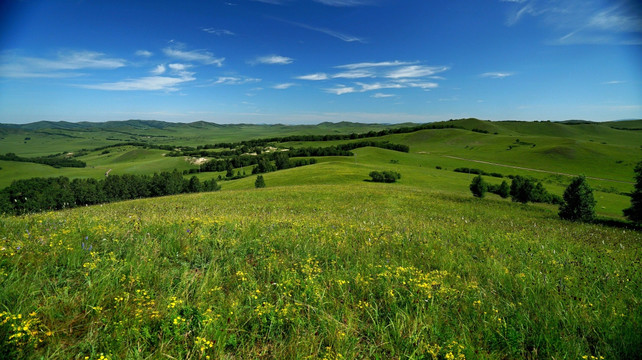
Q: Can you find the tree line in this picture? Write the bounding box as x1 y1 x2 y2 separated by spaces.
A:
0 152 86 168
186 141 408 176
0 170 220 215
470 160 642 225
471 175 563 205
185 123 456 152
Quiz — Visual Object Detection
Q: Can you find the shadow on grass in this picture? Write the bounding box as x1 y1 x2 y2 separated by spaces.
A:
592 217 642 231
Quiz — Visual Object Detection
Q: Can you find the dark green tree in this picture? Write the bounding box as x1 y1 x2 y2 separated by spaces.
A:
187 176 203 193
203 179 221 191
274 152 291 170
623 160 642 223
510 176 535 203
558 175 596 222
469 175 488 198
497 180 510 198
226 162 234 178
369 171 384 183
255 175 266 188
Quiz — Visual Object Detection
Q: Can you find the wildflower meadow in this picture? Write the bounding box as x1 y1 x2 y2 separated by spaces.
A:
1 184 640 359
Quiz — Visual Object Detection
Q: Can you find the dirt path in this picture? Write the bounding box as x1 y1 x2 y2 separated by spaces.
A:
439 155 634 184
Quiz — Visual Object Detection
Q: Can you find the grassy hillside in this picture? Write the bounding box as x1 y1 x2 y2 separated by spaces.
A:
1 184 640 359
0 120 408 157
1 119 639 219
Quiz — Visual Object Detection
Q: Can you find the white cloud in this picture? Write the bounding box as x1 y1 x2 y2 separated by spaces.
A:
252 55 294 65
135 50 153 57
386 65 449 79
213 76 261 85
151 64 166 75
399 80 439 89
0 50 126 78
480 72 514 79
82 61 195 91
202 28 235 36
357 82 403 91
168 63 190 71
603 80 626 85
336 60 415 69
332 70 374 79
296 73 328 80
163 45 224 66
325 86 357 95
371 93 395 98
82 73 195 91
273 83 295 89
503 0 642 45
279 19 364 43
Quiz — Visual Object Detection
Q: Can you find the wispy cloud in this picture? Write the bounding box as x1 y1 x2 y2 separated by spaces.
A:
211 76 261 85
332 70 374 79
396 79 439 89
312 60 448 95
273 82 295 89
0 50 126 78
603 80 626 85
151 64 166 75
82 62 194 91
82 75 194 91
163 44 224 66
135 50 153 57
325 85 357 95
385 65 449 79
503 0 642 45
480 71 514 79
356 82 403 91
371 93 396 98
277 19 364 43
336 60 415 69
202 28 235 36
251 55 294 65
296 73 328 80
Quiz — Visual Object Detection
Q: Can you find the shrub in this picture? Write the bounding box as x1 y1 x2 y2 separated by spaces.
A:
469 175 488 198
558 176 596 222
492 180 510 198
255 175 266 188
369 171 401 183
510 176 534 203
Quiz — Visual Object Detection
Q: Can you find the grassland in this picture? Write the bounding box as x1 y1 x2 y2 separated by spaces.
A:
0 119 641 358
1 119 640 219
0 120 407 157
1 185 641 359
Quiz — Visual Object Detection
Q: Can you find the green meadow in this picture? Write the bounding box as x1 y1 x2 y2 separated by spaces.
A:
0 119 641 359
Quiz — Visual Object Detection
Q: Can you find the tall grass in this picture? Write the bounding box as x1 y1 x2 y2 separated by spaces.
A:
1 184 640 359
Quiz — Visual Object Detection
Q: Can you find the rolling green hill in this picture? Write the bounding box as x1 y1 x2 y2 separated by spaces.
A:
1 119 641 359
1 184 640 359
0 119 640 219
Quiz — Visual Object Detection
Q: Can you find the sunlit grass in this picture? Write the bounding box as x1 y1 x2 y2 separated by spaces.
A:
1 184 640 359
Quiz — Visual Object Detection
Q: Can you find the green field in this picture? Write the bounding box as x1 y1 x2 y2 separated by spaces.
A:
0 119 641 359
1 119 640 219
1 185 640 359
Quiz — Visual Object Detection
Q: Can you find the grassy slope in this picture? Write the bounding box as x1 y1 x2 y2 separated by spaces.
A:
0 121 404 157
0 185 640 359
210 147 629 219
0 120 639 218
0 146 196 188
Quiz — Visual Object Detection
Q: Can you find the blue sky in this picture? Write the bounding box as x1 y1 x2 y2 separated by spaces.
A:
0 0 640 124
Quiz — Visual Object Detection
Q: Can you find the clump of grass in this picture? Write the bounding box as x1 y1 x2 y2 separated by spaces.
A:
0 184 640 359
